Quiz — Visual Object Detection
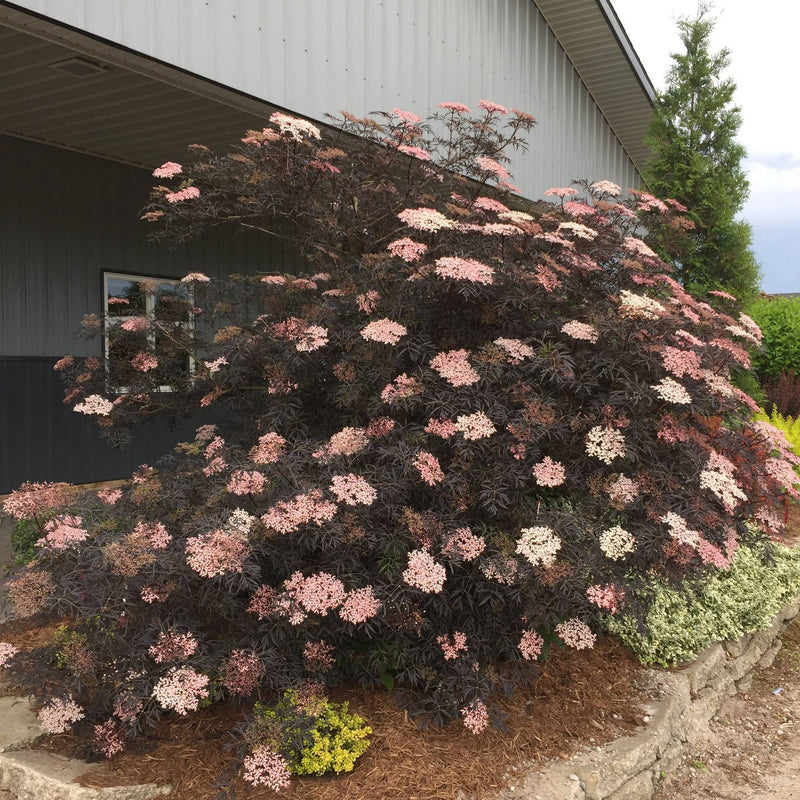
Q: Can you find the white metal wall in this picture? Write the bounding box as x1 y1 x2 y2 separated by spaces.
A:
8 0 642 197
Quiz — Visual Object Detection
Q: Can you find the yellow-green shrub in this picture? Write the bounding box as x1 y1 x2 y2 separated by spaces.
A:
606 543 800 666
754 408 800 472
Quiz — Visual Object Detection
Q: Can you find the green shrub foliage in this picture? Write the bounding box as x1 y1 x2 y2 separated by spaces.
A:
607 543 800 666
2 104 799 782
746 295 800 383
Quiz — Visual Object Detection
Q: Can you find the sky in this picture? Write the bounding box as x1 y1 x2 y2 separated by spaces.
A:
610 0 800 294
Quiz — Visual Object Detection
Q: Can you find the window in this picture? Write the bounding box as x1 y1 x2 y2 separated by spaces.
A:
104 272 195 391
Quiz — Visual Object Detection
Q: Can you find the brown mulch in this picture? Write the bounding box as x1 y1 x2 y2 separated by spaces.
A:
39 635 644 800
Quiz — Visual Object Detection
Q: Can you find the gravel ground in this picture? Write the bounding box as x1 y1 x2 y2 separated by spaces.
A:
654 618 800 800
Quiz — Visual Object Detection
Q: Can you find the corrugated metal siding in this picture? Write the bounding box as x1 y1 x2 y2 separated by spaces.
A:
0 135 297 357
5 0 642 194
0 356 205 493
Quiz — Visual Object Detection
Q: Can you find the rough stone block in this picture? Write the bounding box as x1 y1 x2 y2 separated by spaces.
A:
492 764 585 800
644 676 690 754
780 597 800 622
653 741 682 775
0 697 43 752
606 771 653 800
0 749 170 800
759 640 782 669
576 735 658 799
680 644 724 696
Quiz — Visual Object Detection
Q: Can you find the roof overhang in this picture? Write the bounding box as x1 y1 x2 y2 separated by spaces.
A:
535 0 655 174
0 2 280 169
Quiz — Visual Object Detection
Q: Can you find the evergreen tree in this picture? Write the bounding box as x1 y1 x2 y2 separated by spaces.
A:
645 3 760 301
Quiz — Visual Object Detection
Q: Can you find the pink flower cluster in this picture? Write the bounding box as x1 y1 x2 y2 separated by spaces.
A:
120 316 149 332
185 529 250 577
221 650 265 696
516 526 561 567
434 256 494 285
494 337 535 363
561 320 599 343
227 469 267 495
242 746 292 791
413 451 445 486
38 514 88 550
360 318 407 345
3 481 73 520
0 642 19 668
366 417 396 438
585 426 627 464
544 187 579 198
403 549 447 593
38 696 85 734
442 527 486 561
153 161 182 178
455 411 496 440
661 346 703 379
133 520 171 549
7 570 55 617
357 290 381 313
586 584 625 614
460 699 490 734
313 427 370 461
532 456 566 487
250 432 287 464
245 585 277 621
148 629 198 664
397 144 430 160
398 207 454 232
329 474 377 506
303 640 335 672
152 667 210 715
425 417 458 438
387 237 428 263
380 373 423 404
440 101 472 113
261 490 338 534
475 155 510 180
130 351 158 372
519 629 544 661
437 632 468 660
97 487 123 505
339 587 381 624
555 618 596 650
430 350 480 387
93 719 125 758
165 186 200 204
74 394 114 416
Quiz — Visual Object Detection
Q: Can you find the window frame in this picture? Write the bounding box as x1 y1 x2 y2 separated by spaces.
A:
103 271 196 393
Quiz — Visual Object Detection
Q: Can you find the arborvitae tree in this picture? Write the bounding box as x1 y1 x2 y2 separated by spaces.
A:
645 3 760 301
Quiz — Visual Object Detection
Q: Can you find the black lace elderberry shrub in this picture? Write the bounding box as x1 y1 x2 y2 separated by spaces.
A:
4 102 797 785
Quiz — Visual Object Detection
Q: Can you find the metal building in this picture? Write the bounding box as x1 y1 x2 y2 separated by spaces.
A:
0 0 655 492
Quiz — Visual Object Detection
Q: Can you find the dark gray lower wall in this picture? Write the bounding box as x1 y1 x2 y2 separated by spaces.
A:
0 356 202 493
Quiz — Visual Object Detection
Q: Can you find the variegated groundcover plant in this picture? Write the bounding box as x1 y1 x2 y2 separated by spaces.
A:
2 102 797 790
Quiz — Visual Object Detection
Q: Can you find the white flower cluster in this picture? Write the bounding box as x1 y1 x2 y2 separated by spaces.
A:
585 426 627 464
599 525 636 560
619 290 666 320
699 469 747 510
651 377 692 405
516 526 562 568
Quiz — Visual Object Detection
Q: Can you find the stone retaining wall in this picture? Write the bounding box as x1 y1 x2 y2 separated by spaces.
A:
492 597 800 800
